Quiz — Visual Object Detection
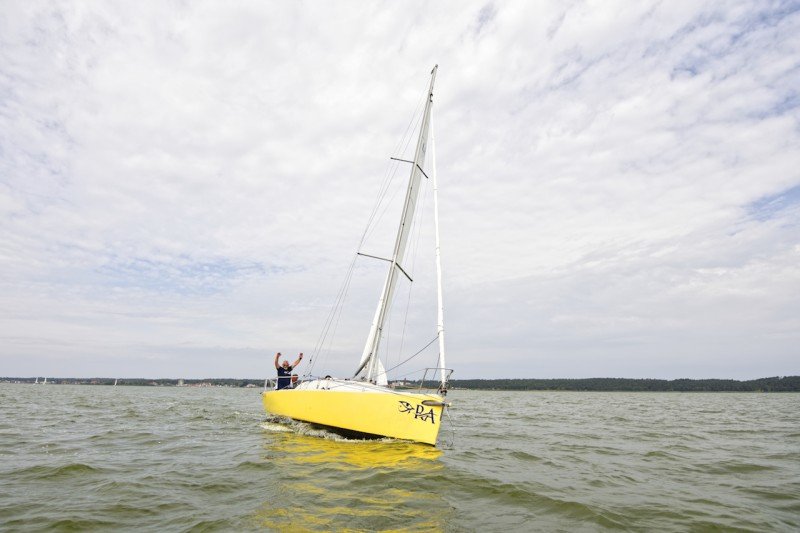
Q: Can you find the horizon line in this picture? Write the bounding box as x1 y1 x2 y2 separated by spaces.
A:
3 375 798 382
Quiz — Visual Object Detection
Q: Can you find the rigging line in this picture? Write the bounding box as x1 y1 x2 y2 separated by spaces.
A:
383 80 428 188
392 174 429 378
360 87 428 249
382 302 392 379
321 255 358 358
390 364 442 381
392 82 427 159
361 109 422 248
393 276 413 380
398 104 424 160
316 183 396 375
359 161 400 249
311 256 355 356
362 168 405 250
359 99 422 250
359 122 410 249
383 335 439 374
442 407 457 450
311 277 343 359
319 265 355 374
306 253 359 377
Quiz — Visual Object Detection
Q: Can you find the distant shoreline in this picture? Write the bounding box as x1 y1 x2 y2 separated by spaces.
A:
2 376 798 392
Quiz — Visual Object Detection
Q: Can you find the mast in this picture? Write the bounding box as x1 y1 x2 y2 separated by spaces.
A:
431 113 447 391
355 65 438 382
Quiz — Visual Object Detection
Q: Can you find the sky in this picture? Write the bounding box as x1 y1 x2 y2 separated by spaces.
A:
1 1 799 380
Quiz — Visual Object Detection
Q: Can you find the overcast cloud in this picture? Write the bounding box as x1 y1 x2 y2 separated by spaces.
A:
1 1 798 380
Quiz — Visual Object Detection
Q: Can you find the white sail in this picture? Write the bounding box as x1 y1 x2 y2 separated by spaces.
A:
374 359 389 387
356 65 438 382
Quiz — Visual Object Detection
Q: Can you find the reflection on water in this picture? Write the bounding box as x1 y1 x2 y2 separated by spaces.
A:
260 419 443 467
254 426 451 531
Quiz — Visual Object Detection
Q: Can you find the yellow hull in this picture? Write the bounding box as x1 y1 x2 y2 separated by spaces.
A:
262 387 446 445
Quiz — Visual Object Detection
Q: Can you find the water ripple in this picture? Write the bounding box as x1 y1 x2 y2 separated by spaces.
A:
1 385 799 531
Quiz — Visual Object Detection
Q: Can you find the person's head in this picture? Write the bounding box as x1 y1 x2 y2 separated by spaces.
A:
282 360 290 369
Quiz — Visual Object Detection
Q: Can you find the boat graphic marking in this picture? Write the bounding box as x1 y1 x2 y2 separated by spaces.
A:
398 401 436 424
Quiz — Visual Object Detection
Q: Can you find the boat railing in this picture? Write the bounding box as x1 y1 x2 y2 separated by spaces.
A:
418 367 453 393
264 375 303 390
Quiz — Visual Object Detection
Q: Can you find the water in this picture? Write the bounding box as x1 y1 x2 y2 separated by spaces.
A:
1 384 798 531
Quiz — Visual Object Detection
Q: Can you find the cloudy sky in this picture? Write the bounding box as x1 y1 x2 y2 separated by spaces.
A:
1 1 798 380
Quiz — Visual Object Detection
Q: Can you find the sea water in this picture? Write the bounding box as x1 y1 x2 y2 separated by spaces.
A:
1 384 798 531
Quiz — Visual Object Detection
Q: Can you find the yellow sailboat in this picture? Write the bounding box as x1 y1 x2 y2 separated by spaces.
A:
262 65 451 446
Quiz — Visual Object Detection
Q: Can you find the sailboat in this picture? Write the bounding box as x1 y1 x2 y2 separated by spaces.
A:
262 65 451 446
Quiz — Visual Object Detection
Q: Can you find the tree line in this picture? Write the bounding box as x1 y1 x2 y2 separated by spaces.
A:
1 378 264 387
3 376 798 391
446 376 800 392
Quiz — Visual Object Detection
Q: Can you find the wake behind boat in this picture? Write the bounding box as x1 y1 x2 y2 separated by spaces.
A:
262 66 451 446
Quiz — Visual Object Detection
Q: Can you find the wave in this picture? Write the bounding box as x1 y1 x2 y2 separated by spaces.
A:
12 463 106 480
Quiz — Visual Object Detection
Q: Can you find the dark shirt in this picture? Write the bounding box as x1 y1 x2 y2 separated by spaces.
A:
276 366 293 390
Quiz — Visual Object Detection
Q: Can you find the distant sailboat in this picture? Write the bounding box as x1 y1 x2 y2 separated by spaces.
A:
114 379 118 386
34 377 39 384
262 66 451 446
42 377 47 385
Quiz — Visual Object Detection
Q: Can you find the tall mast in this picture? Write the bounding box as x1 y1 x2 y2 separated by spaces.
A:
431 113 447 390
355 65 438 381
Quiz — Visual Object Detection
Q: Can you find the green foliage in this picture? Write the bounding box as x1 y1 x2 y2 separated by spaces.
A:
448 376 800 392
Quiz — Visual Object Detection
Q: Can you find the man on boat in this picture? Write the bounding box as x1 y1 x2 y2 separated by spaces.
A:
274 352 303 390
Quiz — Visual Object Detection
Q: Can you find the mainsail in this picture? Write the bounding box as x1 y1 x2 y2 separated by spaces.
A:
355 65 438 383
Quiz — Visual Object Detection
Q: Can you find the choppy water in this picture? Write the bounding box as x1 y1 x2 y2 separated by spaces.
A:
1 384 798 532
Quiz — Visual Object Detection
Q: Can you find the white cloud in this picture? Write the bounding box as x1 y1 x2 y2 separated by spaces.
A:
1 1 798 379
